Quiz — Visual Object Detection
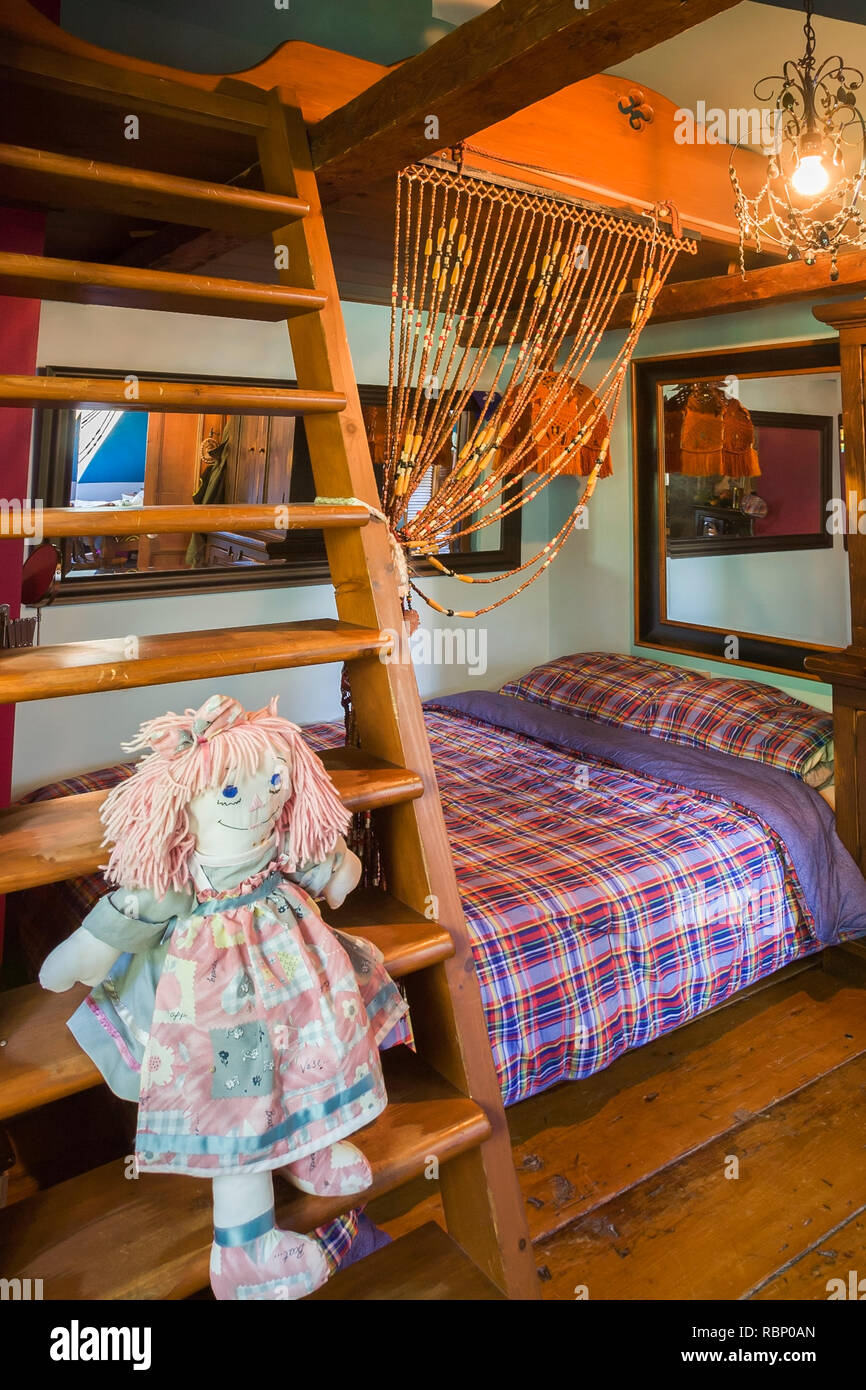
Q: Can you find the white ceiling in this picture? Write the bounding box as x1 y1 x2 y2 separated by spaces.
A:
608 2 866 114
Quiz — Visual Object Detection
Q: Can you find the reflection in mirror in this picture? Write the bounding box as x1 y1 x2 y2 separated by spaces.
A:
363 389 504 556
63 406 302 578
36 372 518 600
661 370 849 649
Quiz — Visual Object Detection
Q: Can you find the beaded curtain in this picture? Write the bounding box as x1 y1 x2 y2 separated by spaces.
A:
382 160 697 617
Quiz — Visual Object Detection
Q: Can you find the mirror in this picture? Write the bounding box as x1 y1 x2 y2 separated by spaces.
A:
35 371 520 601
634 340 851 674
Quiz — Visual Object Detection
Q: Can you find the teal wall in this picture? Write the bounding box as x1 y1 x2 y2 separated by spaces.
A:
60 0 451 69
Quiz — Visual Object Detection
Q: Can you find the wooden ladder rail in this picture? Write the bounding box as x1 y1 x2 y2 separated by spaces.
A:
0 40 537 1296
255 87 538 1300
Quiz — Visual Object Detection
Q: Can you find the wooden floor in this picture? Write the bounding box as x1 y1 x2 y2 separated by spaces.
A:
367 946 866 1300
4 943 864 1300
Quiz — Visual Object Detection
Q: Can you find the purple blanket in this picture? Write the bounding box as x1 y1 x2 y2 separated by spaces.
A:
433 691 866 946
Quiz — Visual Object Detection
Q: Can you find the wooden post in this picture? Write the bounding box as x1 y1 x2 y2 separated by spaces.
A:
254 87 539 1299
807 303 866 876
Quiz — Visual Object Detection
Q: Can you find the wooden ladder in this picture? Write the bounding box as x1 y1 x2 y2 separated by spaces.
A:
0 61 538 1301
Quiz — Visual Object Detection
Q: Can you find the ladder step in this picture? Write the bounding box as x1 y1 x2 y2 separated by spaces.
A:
0 253 327 321
0 502 370 539
0 982 90 1121
0 375 345 415
0 142 309 235
0 892 452 1122
0 751 424 894
322 887 454 979
0 1048 490 1300
309 1222 506 1301
0 619 390 704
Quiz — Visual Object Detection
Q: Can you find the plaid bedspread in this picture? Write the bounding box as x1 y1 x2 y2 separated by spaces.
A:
305 707 818 1106
10 707 818 1108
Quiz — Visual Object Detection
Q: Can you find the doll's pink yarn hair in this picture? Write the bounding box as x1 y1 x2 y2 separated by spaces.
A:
100 694 349 897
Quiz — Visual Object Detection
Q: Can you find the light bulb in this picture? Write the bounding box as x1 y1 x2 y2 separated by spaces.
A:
791 154 830 196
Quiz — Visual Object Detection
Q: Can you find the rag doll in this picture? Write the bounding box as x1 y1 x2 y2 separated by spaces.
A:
40 693 407 1301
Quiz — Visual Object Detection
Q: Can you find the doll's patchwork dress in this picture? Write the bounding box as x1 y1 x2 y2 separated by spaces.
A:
69 836 407 1177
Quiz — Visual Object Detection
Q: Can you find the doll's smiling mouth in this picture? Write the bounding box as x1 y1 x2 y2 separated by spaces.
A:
218 810 280 831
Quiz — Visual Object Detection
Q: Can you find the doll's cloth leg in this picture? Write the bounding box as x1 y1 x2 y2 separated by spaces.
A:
282 1140 372 1197
210 1172 330 1301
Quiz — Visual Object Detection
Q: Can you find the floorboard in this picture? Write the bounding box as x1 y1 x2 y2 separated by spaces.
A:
534 1049 866 1300
367 959 866 1301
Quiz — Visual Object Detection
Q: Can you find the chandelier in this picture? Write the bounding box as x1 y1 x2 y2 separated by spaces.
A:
730 0 865 281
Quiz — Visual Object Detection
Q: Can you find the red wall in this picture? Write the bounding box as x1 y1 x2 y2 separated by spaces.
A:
0 210 47 797
0 1 60 954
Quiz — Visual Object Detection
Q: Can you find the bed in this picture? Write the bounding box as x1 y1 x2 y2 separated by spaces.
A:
10 652 864 1110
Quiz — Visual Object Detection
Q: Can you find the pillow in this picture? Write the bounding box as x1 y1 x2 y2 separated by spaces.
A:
501 652 833 780
501 651 685 727
804 760 834 789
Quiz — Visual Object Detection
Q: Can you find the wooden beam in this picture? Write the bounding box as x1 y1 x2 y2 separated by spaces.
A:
606 250 866 330
309 0 743 203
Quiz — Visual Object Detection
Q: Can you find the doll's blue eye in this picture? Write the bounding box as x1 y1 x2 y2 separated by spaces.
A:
269 772 282 793
221 785 239 800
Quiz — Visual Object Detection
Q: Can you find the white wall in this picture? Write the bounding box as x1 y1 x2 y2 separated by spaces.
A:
14 299 553 794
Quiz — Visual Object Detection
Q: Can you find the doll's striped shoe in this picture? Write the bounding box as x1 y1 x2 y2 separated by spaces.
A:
282 1140 373 1197
210 1210 330 1300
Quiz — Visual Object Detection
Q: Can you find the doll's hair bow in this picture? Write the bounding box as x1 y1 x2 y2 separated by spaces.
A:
125 693 247 759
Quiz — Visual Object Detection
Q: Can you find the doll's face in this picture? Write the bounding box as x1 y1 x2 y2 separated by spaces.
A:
187 754 291 860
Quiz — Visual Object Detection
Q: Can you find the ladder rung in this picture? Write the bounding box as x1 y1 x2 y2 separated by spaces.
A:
0 376 346 415
0 142 308 234
322 887 455 979
0 893 452 1122
0 503 370 539
0 1047 490 1300
0 253 327 321
309 1222 506 1301
0 619 390 704
0 750 424 894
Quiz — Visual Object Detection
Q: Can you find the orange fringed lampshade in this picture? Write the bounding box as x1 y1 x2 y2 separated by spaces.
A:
665 384 760 477
721 396 761 476
516 372 614 477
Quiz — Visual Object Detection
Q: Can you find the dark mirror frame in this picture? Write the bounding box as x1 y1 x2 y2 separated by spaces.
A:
35 367 521 604
633 338 843 677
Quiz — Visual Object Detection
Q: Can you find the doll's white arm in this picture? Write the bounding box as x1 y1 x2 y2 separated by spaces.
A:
39 884 192 992
40 926 123 992
290 835 362 909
